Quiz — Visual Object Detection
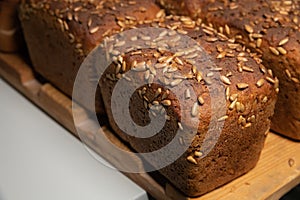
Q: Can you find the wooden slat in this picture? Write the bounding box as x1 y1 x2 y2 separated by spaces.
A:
1 53 300 200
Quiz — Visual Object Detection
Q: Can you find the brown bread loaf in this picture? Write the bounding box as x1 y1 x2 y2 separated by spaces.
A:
19 0 278 197
99 16 278 196
157 0 300 140
19 0 161 113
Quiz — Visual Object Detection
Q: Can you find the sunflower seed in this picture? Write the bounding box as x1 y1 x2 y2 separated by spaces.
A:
269 46 280 55
236 102 245 112
162 100 172 106
237 83 249 90
155 88 162 98
257 38 262 48
218 115 229 122
156 9 165 18
277 47 287 55
141 35 151 41
144 70 150 80
266 77 276 84
198 96 205 105
244 24 254 33
170 79 183 87
285 69 292 79
226 87 230 100
262 96 268 103
279 37 289 46
292 77 300 83
155 63 168 69
194 151 203 157
196 72 203 82
256 79 265 88
244 123 252 128
220 75 231 85
229 99 237 110
242 66 254 72
230 94 238 102
148 74 155 84
238 116 246 125
90 26 100 34
178 122 184 131
159 30 168 38
191 103 199 117
114 40 126 47
187 156 197 164
225 24 231 35
252 33 263 38
131 36 138 41
175 57 184 65
185 89 191 99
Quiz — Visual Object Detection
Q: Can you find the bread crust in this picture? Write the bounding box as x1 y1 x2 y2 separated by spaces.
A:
20 0 278 197
157 0 300 139
98 17 278 196
19 0 161 113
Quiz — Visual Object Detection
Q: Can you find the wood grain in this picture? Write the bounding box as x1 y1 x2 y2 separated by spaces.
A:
1 53 300 200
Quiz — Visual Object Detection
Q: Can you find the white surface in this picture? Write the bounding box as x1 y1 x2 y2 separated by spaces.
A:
0 78 148 200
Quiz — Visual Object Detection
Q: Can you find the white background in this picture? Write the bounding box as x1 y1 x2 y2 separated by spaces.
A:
0 78 148 200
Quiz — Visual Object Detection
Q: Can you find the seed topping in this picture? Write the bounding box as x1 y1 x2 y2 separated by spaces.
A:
187 156 197 165
279 37 289 46
198 96 205 105
191 102 199 117
269 47 280 56
220 75 231 85
256 79 265 88
194 151 203 157
244 24 254 33
237 83 249 90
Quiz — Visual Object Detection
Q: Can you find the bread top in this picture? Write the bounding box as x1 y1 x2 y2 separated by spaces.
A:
20 0 278 130
99 14 279 133
20 0 162 56
158 0 300 74
158 0 300 28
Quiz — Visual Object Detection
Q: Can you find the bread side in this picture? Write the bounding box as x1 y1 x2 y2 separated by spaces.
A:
99 16 278 196
157 0 300 139
19 0 161 113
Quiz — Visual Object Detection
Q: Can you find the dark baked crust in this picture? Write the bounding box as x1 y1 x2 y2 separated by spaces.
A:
19 0 161 113
99 16 278 196
19 0 278 197
157 0 300 139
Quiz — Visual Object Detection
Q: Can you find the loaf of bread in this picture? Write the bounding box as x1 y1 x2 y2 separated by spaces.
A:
99 17 278 196
157 0 300 140
19 0 161 113
19 0 278 197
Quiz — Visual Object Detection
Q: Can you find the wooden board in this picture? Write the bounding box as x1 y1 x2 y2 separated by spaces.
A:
1 52 300 200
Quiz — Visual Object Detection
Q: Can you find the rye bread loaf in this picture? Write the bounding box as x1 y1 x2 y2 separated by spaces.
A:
99 16 278 196
157 0 300 140
19 0 161 113
19 0 278 197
